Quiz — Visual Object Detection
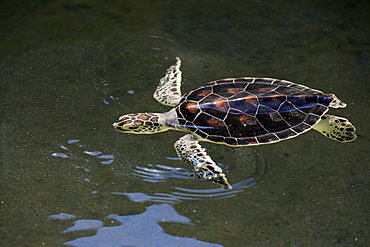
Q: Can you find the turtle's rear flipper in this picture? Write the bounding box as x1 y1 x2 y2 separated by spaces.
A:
313 114 356 142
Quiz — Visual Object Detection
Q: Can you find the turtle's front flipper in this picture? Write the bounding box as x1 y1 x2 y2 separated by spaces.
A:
153 57 182 107
174 134 232 189
313 114 357 142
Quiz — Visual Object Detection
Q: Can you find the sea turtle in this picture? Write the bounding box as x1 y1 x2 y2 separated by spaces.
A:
113 57 356 189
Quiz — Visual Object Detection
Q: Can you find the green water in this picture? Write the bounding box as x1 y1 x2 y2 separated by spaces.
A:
1 0 369 246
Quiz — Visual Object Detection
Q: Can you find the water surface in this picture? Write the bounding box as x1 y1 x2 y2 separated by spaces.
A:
1 0 369 246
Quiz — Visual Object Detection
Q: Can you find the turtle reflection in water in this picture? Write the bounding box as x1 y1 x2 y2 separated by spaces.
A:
113 57 356 189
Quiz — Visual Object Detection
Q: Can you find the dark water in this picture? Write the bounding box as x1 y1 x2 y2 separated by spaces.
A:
1 0 369 246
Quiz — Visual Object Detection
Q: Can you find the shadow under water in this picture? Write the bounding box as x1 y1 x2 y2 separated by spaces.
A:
51 204 222 247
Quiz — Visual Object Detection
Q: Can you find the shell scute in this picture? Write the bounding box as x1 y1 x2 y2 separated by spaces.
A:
200 107 228 121
193 113 229 137
186 86 212 101
271 79 293 87
206 118 225 128
245 84 278 95
194 128 208 138
179 102 200 121
256 113 290 133
229 97 258 115
279 110 307 126
234 78 254 84
208 135 225 143
211 97 229 112
236 137 258 145
310 104 329 116
279 101 297 113
213 78 235 85
254 78 275 84
213 82 247 97
304 114 321 125
275 128 298 139
258 95 287 111
228 91 255 100
224 137 238 146
291 122 312 133
318 94 334 106
225 114 266 138
257 104 277 114
287 95 319 110
198 94 229 119
256 133 280 144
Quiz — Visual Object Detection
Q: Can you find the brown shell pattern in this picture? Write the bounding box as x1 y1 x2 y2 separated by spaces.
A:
175 78 334 146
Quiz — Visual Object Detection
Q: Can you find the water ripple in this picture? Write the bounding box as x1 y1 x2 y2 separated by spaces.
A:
133 164 191 183
113 176 256 204
122 149 267 203
120 158 261 204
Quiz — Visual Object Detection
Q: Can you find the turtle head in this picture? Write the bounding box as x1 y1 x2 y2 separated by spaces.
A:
113 113 169 134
